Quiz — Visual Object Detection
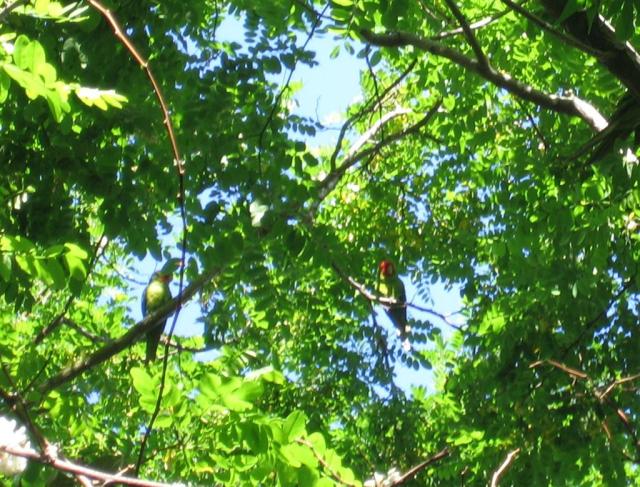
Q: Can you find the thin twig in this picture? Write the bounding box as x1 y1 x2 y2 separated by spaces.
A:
317 99 442 208
0 364 47 451
598 373 640 400
490 448 521 487
561 277 635 357
85 1 188 473
529 359 589 380
331 263 464 331
442 0 488 68
329 59 417 170
257 4 328 172
296 438 359 487
430 13 506 40
35 233 107 344
364 47 384 135
517 100 549 150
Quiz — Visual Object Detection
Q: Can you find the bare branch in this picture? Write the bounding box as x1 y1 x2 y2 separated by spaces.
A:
317 99 441 207
442 0 488 68
360 29 606 131
0 445 175 487
529 359 589 380
391 447 450 485
490 448 521 487
598 373 640 401
257 4 328 173
329 59 417 170
432 15 499 40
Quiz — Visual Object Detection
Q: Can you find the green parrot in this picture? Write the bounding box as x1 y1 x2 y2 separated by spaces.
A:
377 259 410 348
141 265 175 363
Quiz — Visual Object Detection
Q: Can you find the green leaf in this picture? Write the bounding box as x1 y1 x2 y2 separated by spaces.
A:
130 367 155 396
0 254 11 282
282 411 307 442
13 35 46 72
35 258 66 289
0 69 9 103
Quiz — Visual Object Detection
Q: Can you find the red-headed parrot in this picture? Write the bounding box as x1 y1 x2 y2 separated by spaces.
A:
142 260 179 363
377 259 410 349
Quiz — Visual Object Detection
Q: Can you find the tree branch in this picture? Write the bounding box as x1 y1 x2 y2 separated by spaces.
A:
317 99 441 207
0 445 175 487
598 373 640 401
430 14 504 41
442 0 489 68
36 266 220 396
391 447 450 485
331 263 464 331
538 0 640 101
360 29 606 131
529 359 589 380
35 234 107 344
329 59 417 171
490 448 521 487
296 438 359 487
499 0 602 57
0 0 28 23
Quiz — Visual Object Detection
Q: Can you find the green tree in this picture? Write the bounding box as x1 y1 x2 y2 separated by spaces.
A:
1 0 640 485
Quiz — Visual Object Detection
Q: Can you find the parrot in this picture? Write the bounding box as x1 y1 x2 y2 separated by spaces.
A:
376 259 410 349
141 264 175 363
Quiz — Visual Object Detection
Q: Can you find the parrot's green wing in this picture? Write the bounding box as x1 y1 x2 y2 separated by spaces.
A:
142 275 172 363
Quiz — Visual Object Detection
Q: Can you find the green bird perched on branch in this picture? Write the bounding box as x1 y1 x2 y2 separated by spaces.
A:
377 259 410 350
141 259 180 363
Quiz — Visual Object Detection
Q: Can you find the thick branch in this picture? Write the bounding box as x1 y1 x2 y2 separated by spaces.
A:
360 29 606 131
539 0 640 100
490 448 521 487
0 445 173 487
36 266 220 396
0 0 28 23
391 447 450 485
499 0 601 57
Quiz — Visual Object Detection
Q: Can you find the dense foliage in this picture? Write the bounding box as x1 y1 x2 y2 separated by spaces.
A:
2 0 640 485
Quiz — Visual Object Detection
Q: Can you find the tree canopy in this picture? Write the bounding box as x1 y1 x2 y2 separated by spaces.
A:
1 0 640 485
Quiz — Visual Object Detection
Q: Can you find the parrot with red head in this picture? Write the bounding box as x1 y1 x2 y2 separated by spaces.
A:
376 259 410 347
